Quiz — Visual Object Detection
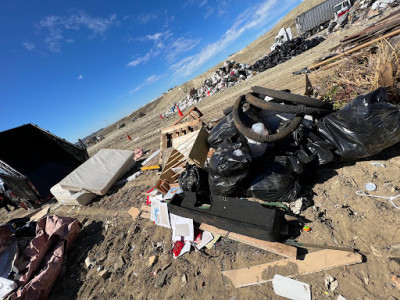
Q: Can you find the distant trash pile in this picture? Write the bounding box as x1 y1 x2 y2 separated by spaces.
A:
251 37 324 73
162 60 254 118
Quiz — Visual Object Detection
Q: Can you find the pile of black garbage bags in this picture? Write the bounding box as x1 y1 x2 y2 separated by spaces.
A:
179 88 400 203
251 37 324 73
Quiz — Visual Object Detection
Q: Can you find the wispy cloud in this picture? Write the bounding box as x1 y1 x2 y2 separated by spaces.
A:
199 0 208 7
22 41 35 51
137 13 157 24
37 11 116 52
77 74 83 80
127 31 200 67
127 52 152 67
204 6 214 19
130 73 165 94
171 0 281 77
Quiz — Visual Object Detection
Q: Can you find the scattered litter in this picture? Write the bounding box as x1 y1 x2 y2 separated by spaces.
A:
163 186 183 200
85 256 95 269
99 269 110 279
151 198 171 228
337 295 346 300
194 230 214 250
356 190 400 209
127 207 141 220
172 241 191 259
370 162 386 168
0 277 17 299
154 270 168 287
392 274 400 290
272 275 311 300
365 182 377 191
148 256 157 267
325 274 338 292
170 214 194 242
205 235 221 249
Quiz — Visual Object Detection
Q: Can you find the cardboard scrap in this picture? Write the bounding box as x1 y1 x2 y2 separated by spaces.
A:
127 207 140 220
222 249 363 288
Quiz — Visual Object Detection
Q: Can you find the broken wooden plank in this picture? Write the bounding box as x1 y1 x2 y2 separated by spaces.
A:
29 205 50 222
222 249 363 288
200 224 297 259
228 233 297 259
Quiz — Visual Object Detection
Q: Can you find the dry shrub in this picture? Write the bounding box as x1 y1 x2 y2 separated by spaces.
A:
315 39 400 108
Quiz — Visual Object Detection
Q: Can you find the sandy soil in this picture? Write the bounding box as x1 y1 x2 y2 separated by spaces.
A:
2 4 400 300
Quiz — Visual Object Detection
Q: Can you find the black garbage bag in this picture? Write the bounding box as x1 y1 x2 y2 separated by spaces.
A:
179 163 209 194
207 113 239 148
318 88 400 160
208 137 252 196
248 155 302 202
296 131 336 165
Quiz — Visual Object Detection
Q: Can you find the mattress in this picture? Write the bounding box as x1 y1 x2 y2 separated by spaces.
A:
59 149 135 195
50 184 96 206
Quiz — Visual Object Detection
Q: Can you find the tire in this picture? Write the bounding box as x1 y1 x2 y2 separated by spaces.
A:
251 86 333 110
232 95 304 143
245 93 332 117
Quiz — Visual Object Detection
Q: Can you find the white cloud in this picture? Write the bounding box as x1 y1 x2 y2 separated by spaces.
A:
127 52 151 67
204 6 214 19
137 13 157 24
171 0 281 77
127 31 200 67
199 0 208 7
145 74 164 84
130 73 166 94
22 41 35 51
77 74 83 80
130 86 142 94
37 11 116 52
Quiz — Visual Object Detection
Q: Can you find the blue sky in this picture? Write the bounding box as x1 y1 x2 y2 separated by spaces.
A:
0 0 301 142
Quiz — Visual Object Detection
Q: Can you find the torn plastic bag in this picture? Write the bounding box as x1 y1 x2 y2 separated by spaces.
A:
179 163 209 194
248 156 302 202
318 88 400 160
207 113 238 148
208 137 252 196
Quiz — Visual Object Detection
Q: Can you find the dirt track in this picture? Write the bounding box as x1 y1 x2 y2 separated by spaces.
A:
2 4 400 300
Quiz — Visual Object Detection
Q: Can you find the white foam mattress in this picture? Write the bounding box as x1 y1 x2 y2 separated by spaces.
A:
50 184 96 206
59 149 135 195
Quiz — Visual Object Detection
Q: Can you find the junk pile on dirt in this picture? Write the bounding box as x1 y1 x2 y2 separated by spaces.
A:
162 60 253 119
131 83 400 268
0 124 89 209
0 211 81 299
251 37 324 73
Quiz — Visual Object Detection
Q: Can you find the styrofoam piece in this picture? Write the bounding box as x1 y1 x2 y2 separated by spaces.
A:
50 184 96 206
0 277 17 299
272 274 311 300
59 149 135 195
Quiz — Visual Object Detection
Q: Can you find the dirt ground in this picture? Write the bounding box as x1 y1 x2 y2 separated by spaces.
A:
2 5 400 300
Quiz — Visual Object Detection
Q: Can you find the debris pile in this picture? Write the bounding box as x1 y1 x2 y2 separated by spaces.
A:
251 37 324 73
162 60 254 118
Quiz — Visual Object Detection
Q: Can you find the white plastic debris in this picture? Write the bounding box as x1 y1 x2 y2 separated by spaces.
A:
0 277 17 299
272 275 311 300
247 123 269 158
365 182 377 191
